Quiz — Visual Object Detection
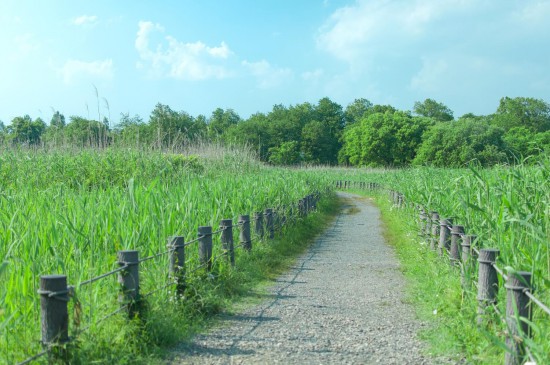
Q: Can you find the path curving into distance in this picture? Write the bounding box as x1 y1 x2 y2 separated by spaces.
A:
168 192 454 364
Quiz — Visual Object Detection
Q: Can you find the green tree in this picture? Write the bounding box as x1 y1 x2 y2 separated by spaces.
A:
492 97 550 132
192 114 208 140
223 113 272 160
0 121 5 144
413 98 454 121
50 111 66 128
208 108 240 139
7 115 46 145
301 120 337 164
503 127 550 159
149 103 195 146
340 111 432 166
344 98 373 125
268 141 301 165
414 118 507 166
64 116 109 146
115 113 148 146
315 97 345 138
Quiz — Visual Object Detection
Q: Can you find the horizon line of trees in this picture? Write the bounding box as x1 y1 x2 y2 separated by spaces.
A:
1 96 549 167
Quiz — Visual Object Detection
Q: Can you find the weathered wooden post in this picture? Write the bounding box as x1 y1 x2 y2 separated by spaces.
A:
430 212 440 250
273 208 280 232
505 271 533 365
264 209 274 239
168 236 186 296
220 219 235 266
461 234 477 289
476 248 499 325
198 226 213 271
254 212 264 238
418 207 427 237
117 250 140 317
399 194 405 208
461 234 476 263
438 218 453 256
239 215 252 251
298 199 305 217
39 274 69 356
281 206 287 227
450 225 465 265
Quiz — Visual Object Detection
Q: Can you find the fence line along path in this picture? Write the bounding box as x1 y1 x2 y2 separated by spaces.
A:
168 192 453 364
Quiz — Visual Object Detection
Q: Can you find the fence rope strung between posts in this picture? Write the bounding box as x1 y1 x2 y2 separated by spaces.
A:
335 179 549 365
16 190 323 365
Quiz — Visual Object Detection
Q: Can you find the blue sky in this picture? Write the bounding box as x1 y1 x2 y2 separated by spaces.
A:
1 0 549 125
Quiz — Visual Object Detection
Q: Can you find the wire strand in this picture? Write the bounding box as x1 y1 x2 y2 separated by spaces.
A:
17 349 49 365
78 264 128 287
524 289 550 317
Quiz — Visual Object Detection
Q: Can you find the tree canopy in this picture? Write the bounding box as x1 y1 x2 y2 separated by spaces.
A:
2 95 549 167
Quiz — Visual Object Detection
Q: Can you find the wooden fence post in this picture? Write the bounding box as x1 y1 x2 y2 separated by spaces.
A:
477 248 499 325
168 236 186 296
39 274 69 357
254 212 264 238
239 215 252 251
505 271 533 365
298 199 305 217
220 219 235 266
117 250 140 317
198 226 213 271
461 234 477 289
438 218 453 256
264 209 274 239
418 207 427 237
430 212 440 250
450 225 465 265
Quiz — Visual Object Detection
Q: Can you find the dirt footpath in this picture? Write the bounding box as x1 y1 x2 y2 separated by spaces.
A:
168 192 451 364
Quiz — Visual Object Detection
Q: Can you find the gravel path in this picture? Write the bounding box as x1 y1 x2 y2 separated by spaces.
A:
168 192 449 364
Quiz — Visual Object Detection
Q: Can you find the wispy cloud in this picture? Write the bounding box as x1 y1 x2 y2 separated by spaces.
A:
241 60 293 89
317 0 473 66
301 68 324 82
60 59 114 84
135 21 233 80
11 33 40 60
72 15 98 26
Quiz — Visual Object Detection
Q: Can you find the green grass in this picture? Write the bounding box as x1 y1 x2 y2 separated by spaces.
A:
0 147 336 364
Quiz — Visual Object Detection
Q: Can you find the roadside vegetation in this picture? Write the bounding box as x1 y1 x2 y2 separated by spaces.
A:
0 146 337 364
332 161 550 364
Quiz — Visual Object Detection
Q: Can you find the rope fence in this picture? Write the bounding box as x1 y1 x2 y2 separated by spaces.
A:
15 191 324 365
336 179 549 365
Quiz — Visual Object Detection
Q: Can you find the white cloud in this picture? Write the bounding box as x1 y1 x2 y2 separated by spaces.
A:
317 0 474 65
410 56 449 92
242 60 293 89
518 1 550 25
301 68 324 81
72 15 98 26
60 59 114 84
135 21 233 80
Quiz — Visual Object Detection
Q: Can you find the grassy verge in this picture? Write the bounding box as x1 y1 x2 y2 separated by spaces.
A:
347 188 502 364
69 192 340 364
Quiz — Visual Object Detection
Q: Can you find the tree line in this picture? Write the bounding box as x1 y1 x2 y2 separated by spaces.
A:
1 96 549 167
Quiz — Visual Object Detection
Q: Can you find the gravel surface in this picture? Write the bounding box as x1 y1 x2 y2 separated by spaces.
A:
168 192 454 364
